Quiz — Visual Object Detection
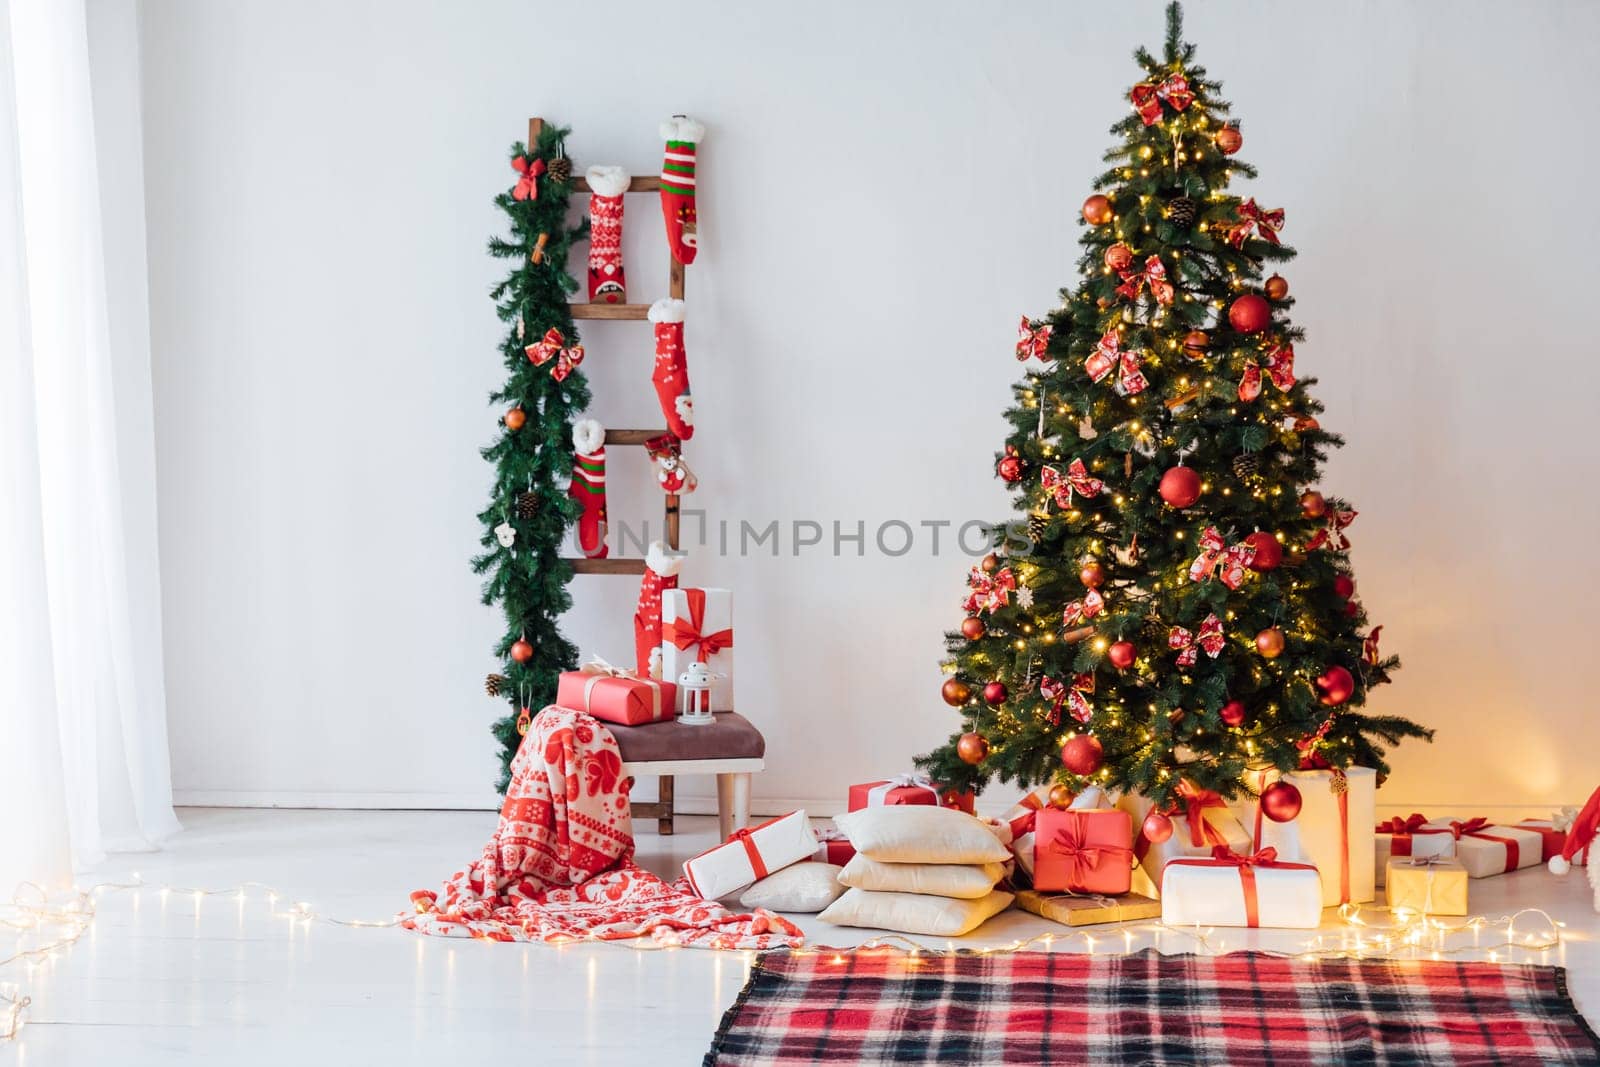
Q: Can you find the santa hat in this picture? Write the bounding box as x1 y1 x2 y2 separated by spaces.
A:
1550 783 1600 874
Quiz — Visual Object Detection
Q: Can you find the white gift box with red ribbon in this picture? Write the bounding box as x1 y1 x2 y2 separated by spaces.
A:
662 587 734 712
1421 817 1543 879
1373 814 1456 886
682 810 817 900
1117 786 1252 899
1161 847 1323 929
1241 767 1376 907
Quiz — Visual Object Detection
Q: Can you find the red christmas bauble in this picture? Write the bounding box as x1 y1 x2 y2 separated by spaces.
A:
960 617 987 640
1216 125 1243 154
1104 243 1134 271
1082 194 1114 225
1300 491 1327 519
1317 665 1356 706
1219 699 1247 727
1141 810 1175 846
957 732 989 765
1260 781 1303 823
983 681 1009 705
1048 783 1075 810
504 407 527 431
1107 640 1137 670
1255 627 1286 659
1293 416 1321 433
1264 274 1289 301
1245 531 1282 572
1159 466 1202 508
1332 575 1356 600
980 553 1000 574
510 639 534 664
1344 601 1360 618
941 679 972 706
1079 561 1106 589
1061 734 1104 777
1181 329 1211 359
997 453 1024 484
1228 293 1271 334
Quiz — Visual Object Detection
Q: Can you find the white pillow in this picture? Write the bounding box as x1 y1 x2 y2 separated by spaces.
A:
837 855 1006 899
738 862 846 913
834 806 1012 865
818 887 1014 937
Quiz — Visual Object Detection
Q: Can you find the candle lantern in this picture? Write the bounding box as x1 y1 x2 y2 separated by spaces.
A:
676 662 716 726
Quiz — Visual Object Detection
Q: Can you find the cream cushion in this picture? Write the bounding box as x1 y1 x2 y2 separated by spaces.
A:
833 806 1011 865
737 862 846 914
837 855 1006 899
818 887 1014 936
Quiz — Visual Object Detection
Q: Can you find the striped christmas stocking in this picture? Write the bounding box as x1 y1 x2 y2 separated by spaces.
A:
658 116 703 265
569 419 608 558
634 541 684 678
649 299 693 440
585 166 630 304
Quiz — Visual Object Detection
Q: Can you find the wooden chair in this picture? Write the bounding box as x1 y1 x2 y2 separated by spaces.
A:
610 712 764 837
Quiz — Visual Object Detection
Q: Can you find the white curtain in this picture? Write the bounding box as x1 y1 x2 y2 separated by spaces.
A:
0 0 179 889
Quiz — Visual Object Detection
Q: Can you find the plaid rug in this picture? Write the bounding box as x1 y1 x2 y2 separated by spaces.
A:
705 949 1600 1065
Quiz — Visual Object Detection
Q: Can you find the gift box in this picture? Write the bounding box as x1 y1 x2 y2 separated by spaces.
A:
847 774 974 814
1006 785 1109 885
1118 783 1253 899
556 658 677 726
1032 808 1134 895
1161 847 1323 929
1243 767 1377 907
1384 856 1469 916
1374 814 1456 886
1421 817 1542 879
682 810 817 900
1515 819 1583 865
1014 889 1160 927
813 828 856 866
661 587 734 711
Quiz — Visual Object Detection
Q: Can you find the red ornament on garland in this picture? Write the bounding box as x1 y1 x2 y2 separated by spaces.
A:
983 681 1009 705
1061 734 1104 777
1316 665 1356 706
1181 329 1211 359
1260 781 1303 822
1107 640 1137 670
1228 293 1271 334
1264 274 1289 301
1300 491 1327 519
1104 243 1134 271
1159 465 1202 508
980 553 1000 574
1219 699 1247 727
1255 626 1286 659
509 638 534 664
1079 561 1106 589
1048 783 1075 809
504 407 527 431
1082 194 1113 225
941 679 973 706
1141 810 1174 846
997 446 1024 484
1216 125 1243 154
960 617 987 640
1245 531 1282 572
1332 575 1356 600
957 732 990 765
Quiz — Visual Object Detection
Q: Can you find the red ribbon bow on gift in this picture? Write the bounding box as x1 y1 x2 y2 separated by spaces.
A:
1378 814 1430 835
1040 672 1095 725
1168 613 1224 667
1447 817 1491 840
526 327 585 381
1188 527 1257 590
1175 780 1230 847
1016 317 1053 362
1084 331 1149 396
1208 844 1281 867
963 566 1016 615
1306 507 1357 552
1062 590 1105 628
1041 459 1104 509
1115 256 1175 307
1130 75 1194 125
1224 198 1284 249
1048 819 1134 885
1238 342 1296 402
664 588 734 663
511 155 546 201
1363 625 1384 666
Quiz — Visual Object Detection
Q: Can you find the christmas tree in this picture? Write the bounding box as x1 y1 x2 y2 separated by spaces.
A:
918 4 1428 807
478 122 590 791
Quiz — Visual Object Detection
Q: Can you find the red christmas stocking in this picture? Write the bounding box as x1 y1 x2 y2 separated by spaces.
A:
649 298 694 440
634 541 684 677
569 418 608 558
585 165 630 303
658 116 703 265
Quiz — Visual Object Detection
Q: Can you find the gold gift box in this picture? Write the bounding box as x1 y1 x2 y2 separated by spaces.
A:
1384 856 1469 916
1014 889 1162 927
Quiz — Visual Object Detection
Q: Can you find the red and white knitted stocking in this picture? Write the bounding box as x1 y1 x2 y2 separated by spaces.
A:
658 116 703 265
634 541 684 677
569 418 608 558
649 298 694 440
585 166 630 304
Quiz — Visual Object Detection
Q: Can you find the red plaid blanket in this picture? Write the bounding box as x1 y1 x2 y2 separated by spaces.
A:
707 949 1600 1065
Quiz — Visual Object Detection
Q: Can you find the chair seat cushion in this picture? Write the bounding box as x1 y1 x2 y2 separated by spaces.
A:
608 711 765 763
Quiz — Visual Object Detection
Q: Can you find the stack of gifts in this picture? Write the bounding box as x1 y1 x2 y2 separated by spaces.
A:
1239 766 1377 907
682 810 819 899
1118 781 1252 900
661 587 734 709
818 806 1014 937
1013 804 1160 928
556 657 677 725
1003 783 1108 881
847 773 976 815
1161 845 1324 929
1374 814 1455 886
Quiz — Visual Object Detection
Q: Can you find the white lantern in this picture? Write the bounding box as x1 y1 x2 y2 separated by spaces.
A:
676 662 715 726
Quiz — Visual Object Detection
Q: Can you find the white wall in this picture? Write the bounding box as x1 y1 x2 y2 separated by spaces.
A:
141 0 1600 817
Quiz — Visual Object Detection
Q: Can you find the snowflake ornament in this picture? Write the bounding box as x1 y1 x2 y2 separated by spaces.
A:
1016 585 1035 609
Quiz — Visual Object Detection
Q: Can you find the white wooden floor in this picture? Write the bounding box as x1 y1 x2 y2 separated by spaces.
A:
7 808 1600 1065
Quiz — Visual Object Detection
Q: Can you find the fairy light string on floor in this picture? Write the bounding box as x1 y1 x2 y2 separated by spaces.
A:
0 875 1567 1043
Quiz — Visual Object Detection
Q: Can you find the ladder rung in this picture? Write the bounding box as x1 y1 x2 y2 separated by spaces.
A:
570 303 650 321
567 557 647 575
605 429 671 446
571 175 662 194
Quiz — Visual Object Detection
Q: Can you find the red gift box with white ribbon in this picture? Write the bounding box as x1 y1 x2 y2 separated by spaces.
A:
846 774 975 814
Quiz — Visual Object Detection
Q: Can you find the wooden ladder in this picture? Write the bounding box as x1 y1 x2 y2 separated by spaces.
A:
532 116 683 832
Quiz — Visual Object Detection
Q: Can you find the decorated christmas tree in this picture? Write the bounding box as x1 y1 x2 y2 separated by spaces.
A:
477 122 590 791
918 4 1428 807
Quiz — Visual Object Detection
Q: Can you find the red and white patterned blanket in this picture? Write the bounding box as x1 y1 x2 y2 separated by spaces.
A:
403 705 802 950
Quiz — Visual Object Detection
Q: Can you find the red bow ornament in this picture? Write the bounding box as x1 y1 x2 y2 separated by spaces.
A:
1038 673 1096 727
1188 526 1257 590
1040 459 1103 509
1084 331 1149 396
511 155 547 201
1169 613 1224 667
1130 74 1194 126
1363 625 1384 666
1062 589 1105 628
526 328 585 381
1306 507 1357 552
963 566 1017 615
1016 317 1053 362
1115 255 1175 306
1238 342 1296 402
1296 718 1333 769
1224 198 1284 249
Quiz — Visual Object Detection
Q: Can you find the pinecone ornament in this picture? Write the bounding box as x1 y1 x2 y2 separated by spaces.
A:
1167 195 1197 229
485 673 509 698
1232 453 1261 479
547 156 572 183
516 490 540 520
1028 513 1049 544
